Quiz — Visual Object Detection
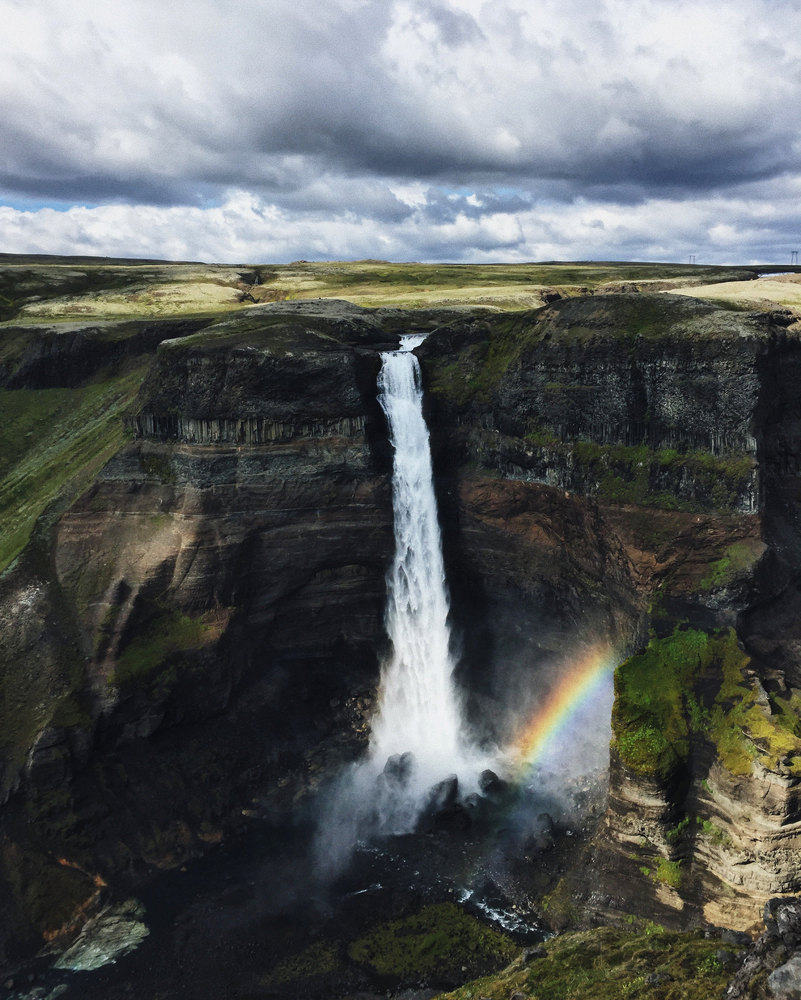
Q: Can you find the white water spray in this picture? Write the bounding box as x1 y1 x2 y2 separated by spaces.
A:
315 334 485 869
368 334 482 821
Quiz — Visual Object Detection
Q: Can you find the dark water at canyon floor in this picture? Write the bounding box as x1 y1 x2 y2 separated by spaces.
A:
1 782 602 1000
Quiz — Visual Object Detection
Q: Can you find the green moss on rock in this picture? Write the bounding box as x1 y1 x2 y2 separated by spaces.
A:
435 924 742 1000
540 439 754 513
653 858 682 888
612 628 723 778
262 942 341 986
699 540 762 590
613 628 801 780
348 903 517 981
111 603 222 686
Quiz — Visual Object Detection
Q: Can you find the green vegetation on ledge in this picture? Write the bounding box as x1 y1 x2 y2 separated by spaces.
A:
613 628 801 779
111 602 224 686
562 440 753 513
349 903 517 981
652 858 683 889
698 540 762 590
708 644 801 776
434 924 741 1000
260 903 517 992
612 628 723 779
426 294 734 408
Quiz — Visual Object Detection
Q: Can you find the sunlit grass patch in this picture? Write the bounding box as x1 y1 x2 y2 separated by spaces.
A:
671 275 801 312
20 281 243 320
0 367 146 573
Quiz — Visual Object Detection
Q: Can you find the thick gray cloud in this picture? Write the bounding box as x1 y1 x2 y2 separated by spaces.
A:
0 0 799 261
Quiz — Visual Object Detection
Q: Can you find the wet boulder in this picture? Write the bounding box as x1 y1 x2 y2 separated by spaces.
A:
478 769 507 797
381 751 416 785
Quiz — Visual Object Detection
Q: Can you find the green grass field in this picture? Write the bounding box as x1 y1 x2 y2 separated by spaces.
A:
2 258 795 322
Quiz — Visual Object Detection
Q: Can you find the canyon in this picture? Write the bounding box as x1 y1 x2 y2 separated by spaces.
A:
2 259 801 998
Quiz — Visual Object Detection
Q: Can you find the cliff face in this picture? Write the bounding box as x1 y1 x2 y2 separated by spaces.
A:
0 302 413 952
3 292 801 954
418 294 801 929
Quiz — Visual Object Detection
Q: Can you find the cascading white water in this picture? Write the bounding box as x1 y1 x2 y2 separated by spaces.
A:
315 333 490 866
316 335 608 871
369 334 472 808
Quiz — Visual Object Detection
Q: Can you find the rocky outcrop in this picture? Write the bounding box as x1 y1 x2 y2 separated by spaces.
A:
0 318 214 389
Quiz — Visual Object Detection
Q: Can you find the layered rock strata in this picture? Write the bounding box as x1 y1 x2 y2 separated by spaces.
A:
3 292 801 954
417 294 801 929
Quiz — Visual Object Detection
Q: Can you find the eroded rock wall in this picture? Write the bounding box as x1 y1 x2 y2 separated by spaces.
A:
416 294 801 928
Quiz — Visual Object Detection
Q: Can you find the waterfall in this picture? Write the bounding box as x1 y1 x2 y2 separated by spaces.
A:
315 333 488 866
368 334 474 820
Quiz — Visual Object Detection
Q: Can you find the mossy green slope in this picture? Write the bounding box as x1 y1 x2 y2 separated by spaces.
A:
0 366 146 573
434 924 741 1000
612 628 801 779
348 903 517 980
261 903 517 992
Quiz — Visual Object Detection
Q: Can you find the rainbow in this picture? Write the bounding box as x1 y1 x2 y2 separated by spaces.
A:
510 644 619 775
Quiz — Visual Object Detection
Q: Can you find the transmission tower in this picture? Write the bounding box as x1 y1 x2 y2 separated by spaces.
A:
792 250 799 266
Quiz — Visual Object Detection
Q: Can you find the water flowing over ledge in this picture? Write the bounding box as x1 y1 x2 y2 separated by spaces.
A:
364 334 486 831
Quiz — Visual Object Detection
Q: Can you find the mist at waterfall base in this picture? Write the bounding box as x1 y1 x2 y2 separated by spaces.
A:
313 335 616 879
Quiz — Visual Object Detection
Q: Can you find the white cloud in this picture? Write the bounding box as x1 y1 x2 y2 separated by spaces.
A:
0 0 799 260
1 181 798 265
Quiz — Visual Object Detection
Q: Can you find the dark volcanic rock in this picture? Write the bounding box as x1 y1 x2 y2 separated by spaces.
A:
1 318 213 389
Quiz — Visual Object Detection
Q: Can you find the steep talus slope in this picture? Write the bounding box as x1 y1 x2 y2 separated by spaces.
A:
418 293 801 930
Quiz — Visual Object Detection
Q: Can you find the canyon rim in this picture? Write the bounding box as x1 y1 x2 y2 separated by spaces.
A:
2 259 801 998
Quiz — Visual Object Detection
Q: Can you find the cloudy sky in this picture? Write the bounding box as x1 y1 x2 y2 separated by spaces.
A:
0 0 799 264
